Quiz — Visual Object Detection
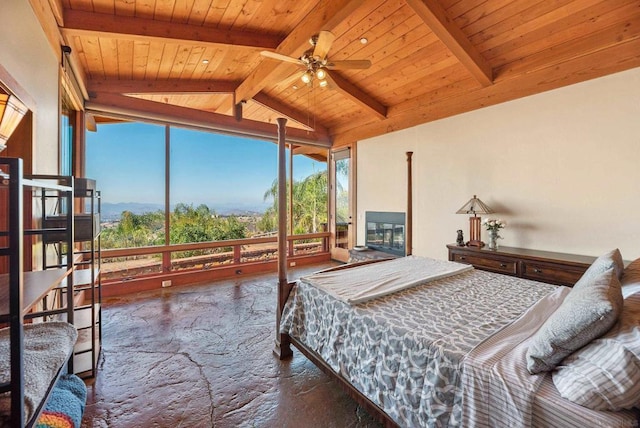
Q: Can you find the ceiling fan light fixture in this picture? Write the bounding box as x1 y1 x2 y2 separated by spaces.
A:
301 70 313 84
319 79 328 88
316 67 327 80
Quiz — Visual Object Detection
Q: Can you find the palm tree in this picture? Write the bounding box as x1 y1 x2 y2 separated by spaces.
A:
260 170 328 234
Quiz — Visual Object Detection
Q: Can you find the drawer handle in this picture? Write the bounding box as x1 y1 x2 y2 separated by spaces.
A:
500 263 507 268
459 256 466 260
534 268 542 273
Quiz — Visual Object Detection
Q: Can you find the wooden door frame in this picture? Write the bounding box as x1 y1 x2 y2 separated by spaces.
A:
329 143 356 262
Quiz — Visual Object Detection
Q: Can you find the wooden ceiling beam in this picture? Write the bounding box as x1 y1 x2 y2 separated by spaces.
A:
87 79 240 95
61 9 282 50
332 37 640 146
252 92 328 133
327 73 387 120
28 0 90 101
27 0 64 61
291 145 328 162
234 0 365 104
292 145 328 156
404 0 493 87
86 92 332 147
46 0 64 26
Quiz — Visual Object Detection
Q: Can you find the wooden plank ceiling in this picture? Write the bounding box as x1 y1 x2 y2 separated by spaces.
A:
52 0 640 152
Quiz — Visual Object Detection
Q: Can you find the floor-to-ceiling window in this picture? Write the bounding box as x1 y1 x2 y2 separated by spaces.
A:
86 120 328 281
168 127 280 266
86 121 166 278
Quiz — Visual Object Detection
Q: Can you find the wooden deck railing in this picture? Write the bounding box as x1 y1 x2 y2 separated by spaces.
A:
99 232 331 296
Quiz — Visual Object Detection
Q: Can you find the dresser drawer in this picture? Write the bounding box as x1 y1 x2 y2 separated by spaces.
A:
447 244 595 287
521 261 586 286
451 253 517 275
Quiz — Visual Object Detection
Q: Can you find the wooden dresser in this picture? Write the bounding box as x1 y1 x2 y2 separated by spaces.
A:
446 244 597 287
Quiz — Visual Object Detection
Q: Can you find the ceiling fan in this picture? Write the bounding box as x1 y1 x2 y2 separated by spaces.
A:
261 31 371 88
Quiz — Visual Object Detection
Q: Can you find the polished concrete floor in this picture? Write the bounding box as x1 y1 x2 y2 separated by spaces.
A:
81 263 382 428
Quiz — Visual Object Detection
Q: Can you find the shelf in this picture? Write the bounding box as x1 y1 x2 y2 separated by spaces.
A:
42 213 101 242
22 177 72 193
0 268 72 321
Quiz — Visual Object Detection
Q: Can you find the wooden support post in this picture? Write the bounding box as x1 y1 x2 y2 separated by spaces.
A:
406 152 413 256
163 125 172 272
274 117 293 359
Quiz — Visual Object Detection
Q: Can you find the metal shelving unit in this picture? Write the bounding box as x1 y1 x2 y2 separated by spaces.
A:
40 177 102 378
0 158 75 427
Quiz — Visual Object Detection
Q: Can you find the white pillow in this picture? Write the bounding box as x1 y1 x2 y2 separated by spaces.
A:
552 291 640 411
526 267 623 374
572 249 624 294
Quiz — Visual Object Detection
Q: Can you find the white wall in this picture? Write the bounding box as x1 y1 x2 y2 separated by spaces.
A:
357 67 640 262
0 0 60 173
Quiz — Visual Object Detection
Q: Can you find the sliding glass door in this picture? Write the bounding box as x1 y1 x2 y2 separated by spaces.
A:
330 146 354 262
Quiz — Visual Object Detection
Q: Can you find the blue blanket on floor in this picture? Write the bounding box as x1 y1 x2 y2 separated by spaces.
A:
36 374 87 428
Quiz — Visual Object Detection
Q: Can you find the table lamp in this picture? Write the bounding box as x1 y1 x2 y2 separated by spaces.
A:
456 195 494 247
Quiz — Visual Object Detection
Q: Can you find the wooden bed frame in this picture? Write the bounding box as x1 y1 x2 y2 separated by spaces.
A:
274 259 400 427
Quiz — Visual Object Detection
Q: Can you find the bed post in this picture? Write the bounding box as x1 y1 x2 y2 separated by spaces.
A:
406 151 413 256
274 117 293 359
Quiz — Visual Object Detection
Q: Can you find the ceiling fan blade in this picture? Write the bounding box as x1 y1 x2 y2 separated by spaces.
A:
313 30 335 60
325 59 372 70
260 51 301 65
277 71 306 89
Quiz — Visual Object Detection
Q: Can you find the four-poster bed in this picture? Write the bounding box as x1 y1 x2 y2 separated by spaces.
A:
271 132 640 426
276 252 640 427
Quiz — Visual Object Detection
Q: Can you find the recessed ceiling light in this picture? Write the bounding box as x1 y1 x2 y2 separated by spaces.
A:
360 37 368 44
202 59 210 64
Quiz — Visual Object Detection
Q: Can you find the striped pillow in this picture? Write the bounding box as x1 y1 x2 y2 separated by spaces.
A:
552 291 640 411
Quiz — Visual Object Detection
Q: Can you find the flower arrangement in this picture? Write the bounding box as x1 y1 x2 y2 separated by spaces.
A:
484 219 506 250
483 219 506 232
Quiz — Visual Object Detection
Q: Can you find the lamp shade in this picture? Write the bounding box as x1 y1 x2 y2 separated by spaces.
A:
0 93 28 150
456 195 494 216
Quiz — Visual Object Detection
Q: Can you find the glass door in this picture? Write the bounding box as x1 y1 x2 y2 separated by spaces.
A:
330 147 354 262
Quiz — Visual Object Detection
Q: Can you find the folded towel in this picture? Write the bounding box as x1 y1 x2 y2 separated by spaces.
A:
302 255 473 304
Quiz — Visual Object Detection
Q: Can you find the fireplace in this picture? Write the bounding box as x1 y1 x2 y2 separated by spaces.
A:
365 211 406 257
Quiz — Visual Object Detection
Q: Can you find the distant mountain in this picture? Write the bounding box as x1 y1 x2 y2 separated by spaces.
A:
101 202 268 221
100 202 163 221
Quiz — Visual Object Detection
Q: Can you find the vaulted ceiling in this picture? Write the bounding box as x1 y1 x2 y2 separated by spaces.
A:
36 0 640 151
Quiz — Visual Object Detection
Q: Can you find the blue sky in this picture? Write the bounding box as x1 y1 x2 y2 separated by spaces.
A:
86 122 325 211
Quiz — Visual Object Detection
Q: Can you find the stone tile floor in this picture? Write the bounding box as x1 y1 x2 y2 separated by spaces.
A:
81 263 382 428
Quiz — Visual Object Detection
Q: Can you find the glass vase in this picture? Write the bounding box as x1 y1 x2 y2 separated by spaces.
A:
488 229 499 250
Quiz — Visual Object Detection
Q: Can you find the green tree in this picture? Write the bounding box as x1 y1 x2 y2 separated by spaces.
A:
101 210 165 249
170 203 247 256
259 170 328 234
102 204 247 253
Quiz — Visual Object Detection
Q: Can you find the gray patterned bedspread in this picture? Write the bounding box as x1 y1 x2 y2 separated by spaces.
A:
281 264 557 427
